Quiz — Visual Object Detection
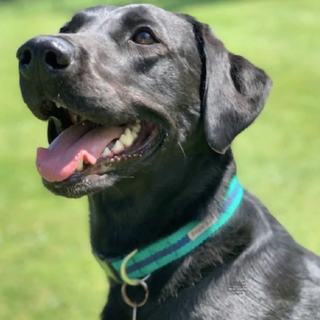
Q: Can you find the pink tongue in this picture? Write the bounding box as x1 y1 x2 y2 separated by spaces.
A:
36 123 123 182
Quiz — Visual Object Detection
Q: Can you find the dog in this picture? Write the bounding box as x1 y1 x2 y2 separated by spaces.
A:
17 4 320 320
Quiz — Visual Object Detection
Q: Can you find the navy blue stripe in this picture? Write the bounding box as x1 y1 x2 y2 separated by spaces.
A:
126 181 241 275
126 235 190 274
222 182 240 212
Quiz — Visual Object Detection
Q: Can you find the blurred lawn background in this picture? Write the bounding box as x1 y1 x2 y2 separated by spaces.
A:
0 0 319 319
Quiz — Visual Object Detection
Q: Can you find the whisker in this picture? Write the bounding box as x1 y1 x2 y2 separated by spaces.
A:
178 142 187 167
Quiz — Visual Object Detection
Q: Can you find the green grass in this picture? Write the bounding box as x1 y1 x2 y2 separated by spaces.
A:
0 0 319 319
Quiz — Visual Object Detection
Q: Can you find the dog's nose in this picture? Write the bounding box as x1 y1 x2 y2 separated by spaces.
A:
17 36 74 79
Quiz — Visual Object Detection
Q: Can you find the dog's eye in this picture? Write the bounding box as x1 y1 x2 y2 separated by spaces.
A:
132 29 157 45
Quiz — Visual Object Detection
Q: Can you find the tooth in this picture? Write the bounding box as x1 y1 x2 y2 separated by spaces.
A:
101 147 113 157
124 128 132 136
112 140 125 154
136 119 141 124
132 124 141 133
119 128 134 147
132 131 138 139
76 158 83 172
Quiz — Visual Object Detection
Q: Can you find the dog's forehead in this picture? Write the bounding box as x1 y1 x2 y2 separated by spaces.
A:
63 5 118 30
66 4 193 37
108 4 183 24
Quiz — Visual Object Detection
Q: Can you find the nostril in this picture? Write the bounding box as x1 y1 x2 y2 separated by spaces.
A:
20 49 32 66
45 50 70 70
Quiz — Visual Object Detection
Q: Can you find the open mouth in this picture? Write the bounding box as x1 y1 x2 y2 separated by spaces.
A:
36 100 164 183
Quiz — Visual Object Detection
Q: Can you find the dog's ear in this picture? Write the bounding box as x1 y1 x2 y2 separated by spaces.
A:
195 23 273 153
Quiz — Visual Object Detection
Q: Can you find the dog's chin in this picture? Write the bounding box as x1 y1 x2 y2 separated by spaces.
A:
43 173 121 198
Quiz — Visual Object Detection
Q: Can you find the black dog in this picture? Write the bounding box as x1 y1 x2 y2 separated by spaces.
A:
17 4 320 320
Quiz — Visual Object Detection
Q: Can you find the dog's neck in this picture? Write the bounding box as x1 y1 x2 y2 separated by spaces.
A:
88 148 236 258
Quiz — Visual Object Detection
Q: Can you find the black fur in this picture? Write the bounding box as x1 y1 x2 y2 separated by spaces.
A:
17 4 320 319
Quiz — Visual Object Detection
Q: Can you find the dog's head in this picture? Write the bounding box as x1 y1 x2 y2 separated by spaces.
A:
17 4 272 198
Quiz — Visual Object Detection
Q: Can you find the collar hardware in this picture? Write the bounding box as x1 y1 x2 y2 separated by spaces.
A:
121 279 149 320
121 280 149 308
120 249 144 286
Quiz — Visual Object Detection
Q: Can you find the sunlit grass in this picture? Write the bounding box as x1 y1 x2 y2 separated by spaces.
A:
0 0 319 319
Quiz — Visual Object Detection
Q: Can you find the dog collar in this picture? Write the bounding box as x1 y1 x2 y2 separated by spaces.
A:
93 175 243 283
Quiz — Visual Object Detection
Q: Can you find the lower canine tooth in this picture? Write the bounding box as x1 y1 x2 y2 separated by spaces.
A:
112 140 125 154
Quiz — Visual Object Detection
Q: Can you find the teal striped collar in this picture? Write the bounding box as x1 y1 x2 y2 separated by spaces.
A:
94 175 243 283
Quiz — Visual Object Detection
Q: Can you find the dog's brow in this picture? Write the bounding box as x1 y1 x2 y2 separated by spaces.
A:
119 8 158 31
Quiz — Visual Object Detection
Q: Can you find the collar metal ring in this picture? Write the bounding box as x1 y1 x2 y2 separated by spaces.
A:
121 280 149 308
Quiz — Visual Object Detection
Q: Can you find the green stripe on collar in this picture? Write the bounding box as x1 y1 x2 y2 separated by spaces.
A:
94 175 243 283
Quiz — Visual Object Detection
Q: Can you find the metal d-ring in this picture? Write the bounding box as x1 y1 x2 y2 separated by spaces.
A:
120 249 150 310
121 280 149 308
